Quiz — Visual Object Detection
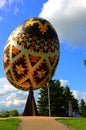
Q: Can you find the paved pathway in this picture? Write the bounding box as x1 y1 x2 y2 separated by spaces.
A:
18 116 72 130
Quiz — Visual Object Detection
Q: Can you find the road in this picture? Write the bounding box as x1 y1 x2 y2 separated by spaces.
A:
18 116 72 130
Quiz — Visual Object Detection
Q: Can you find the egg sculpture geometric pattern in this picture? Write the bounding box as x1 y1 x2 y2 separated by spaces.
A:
3 17 60 91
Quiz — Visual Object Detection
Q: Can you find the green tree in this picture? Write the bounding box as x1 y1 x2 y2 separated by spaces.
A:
9 110 19 117
50 80 64 116
84 60 86 66
37 86 48 116
63 86 79 111
37 80 64 116
1 110 9 117
0 109 19 117
37 80 79 117
79 98 86 117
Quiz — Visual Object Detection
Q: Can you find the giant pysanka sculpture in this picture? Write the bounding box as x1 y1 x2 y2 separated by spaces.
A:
3 17 60 115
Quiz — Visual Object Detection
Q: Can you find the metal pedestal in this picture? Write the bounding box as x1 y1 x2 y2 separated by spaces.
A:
23 87 38 116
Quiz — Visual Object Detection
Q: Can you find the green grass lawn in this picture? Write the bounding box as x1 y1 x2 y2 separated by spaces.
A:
56 117 86 130
0 118 21 130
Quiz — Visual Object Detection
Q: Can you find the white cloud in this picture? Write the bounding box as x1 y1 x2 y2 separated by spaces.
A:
0 77 86 113
0 0 24 8
72 90 80 99
79 92 86 101
8 0 24 6
60 79 69 86
0 78 18 96
6 100 13 107
0 0 24 15
39 0 86 48
0 0 6 9
0 16 3 21
14 6 20 15
0 77 39 113
60 79 86 101
72 90 86 102
0 77 27 112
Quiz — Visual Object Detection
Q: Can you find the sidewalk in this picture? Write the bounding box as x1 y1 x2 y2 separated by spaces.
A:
18 116 72 130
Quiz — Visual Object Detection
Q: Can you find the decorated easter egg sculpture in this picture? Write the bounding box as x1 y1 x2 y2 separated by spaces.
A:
3 18 60 91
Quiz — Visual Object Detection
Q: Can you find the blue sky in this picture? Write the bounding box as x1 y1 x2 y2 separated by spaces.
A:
0 0 86 112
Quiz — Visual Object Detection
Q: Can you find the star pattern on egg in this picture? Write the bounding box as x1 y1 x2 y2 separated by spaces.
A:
3 18 60 91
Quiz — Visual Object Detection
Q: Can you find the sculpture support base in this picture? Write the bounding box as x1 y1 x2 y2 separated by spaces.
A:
23 87 38 116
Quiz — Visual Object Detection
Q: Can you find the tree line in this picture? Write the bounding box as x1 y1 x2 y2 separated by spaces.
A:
0 109 19 118
37 80 86 117
0 80 86 117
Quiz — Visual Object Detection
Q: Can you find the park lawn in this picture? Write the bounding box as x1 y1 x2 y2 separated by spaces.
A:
56 117 86 130
0 118 21 130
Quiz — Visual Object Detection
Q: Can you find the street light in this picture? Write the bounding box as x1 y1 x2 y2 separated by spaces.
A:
47 82 51 116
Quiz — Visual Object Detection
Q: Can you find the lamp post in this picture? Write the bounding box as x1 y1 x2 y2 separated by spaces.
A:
47 82 51 116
